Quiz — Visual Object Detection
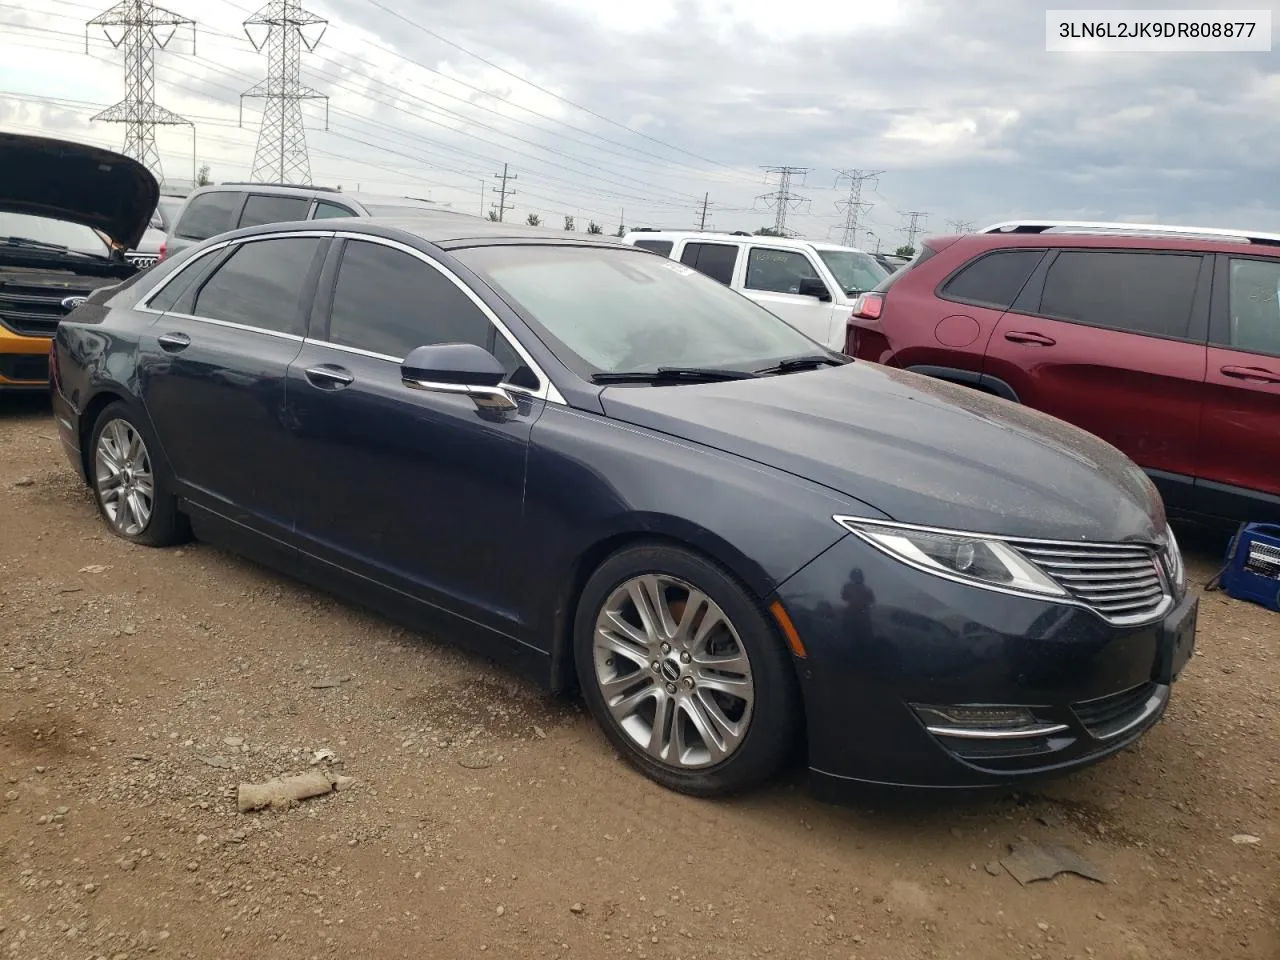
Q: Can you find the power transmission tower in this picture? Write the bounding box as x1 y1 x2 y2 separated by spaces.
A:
757 166 810 236
240 0 329 185
904 210 929 250
946 218 974 233
696 192 710 231
491 162 516 221
834 169 883 247
86 0 195 183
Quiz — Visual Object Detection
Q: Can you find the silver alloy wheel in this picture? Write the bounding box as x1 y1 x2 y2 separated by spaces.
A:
94 418 155 537
592 574 755 769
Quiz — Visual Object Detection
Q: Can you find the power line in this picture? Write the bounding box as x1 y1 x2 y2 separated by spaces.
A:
240 0 328 185
491 161 516 221
834 168 883 248
758 166 810 237
85 0 195 181
904 210 929 249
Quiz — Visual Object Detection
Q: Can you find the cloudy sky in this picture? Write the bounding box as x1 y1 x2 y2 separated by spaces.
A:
1 0 1277 248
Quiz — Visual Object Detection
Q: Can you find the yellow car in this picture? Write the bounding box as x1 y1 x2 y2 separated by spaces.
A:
1 132 155 391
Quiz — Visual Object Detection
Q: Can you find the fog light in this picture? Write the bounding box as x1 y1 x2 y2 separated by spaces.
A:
911 703 1069 740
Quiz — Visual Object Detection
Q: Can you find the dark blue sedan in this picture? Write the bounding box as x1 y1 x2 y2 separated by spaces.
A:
50 216 1198 797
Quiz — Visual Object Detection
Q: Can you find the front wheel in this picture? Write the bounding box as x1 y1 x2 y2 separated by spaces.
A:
88 402 187 546
574 543 801 796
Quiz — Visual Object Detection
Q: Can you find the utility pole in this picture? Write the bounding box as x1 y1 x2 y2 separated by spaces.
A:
697 192 710 231
904 211 929 250
491 162 516 221
834 169 884 247
758 166 810 237
86 0 196 183
946 218 974 233
240 0 329 186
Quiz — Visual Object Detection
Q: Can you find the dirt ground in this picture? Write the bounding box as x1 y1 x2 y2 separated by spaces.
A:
0 394 1276 960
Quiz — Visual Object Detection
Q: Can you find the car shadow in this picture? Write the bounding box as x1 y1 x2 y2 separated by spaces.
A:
0 393 52 419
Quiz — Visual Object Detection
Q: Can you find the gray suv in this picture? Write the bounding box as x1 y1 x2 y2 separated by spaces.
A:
162 183 470 260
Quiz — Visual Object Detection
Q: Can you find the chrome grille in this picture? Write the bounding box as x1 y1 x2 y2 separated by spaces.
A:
1015 540 1169 623
0 281 94 337
125 253 159 268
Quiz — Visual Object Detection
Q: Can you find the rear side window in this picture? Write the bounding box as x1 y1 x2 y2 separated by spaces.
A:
941 249 1045 309
145 250 224 314
173 191 241 241
1039 250 1202 339
1226 257 1280 356
872 242 940 293
312 201 356 220
679 242 738 285
239 194 311 228
190 237 324 336
633 239 673 256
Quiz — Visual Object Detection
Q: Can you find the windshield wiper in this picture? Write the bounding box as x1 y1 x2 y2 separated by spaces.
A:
754 353 851 375
0 236 99 258
592 366 761 384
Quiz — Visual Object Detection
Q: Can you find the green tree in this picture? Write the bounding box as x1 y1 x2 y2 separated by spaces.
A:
754 226 785 237
894 244 915 258
563 215 575 231
487 209 501 221
195 163 212 186
526 213 541 226
586 221 603 235
614 224 626 237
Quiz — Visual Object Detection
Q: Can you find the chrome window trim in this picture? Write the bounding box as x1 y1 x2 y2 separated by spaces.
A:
832 515 1174 627
323 232 565 405
924 722 1070 741
152 311 305 342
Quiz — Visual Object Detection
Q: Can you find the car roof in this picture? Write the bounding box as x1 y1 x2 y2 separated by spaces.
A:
221 215 634 250
926 219 1280 257
187 182 450 212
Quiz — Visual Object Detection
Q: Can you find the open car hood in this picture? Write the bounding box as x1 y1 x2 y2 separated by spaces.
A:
0 133 159 250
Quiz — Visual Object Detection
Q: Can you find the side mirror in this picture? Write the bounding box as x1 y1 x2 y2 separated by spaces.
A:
796 277 832 302
400 342 517 412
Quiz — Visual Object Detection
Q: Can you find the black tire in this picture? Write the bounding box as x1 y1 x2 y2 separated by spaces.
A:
574 541 801 797
87 401 188 547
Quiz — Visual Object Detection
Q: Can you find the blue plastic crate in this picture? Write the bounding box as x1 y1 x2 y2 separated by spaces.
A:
1220 523 1280 613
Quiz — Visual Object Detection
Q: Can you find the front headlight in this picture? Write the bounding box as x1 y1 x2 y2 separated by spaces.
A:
1164 524 1185 594
834 517 1067 599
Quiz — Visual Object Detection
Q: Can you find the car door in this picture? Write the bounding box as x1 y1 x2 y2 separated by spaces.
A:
981 248 1210 511
137 232 329 537
740 246 841 348
284 234 548 635
1196 253 1280 519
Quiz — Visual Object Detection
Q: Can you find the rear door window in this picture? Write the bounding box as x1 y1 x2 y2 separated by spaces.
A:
189 237 325 336
1038 250 1202 339
238 194 311 229
312 201 357 220
173 190 242 241
940 249 1045 309
1226 257 1280 356
678 242 739 285
633 239 673 256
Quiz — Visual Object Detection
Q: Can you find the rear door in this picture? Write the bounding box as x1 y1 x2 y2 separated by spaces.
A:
1196 253 1280 520
982 248 1210 511
740 245 842 348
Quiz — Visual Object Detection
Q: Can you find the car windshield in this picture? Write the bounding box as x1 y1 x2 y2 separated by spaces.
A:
457 244 823 378
0 211 111 258
816 249 889 295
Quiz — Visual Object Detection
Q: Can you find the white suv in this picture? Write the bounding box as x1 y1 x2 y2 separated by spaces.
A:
619 230 888 350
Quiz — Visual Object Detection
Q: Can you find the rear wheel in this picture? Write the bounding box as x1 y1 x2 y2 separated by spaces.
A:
88 402 187 546
574 543 801 796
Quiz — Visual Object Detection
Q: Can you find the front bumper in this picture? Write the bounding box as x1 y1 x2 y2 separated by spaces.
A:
774 533 1196 793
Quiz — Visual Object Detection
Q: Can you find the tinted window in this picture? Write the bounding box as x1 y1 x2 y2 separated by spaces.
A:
942 249 1045 309
146 250 224 313
679 242 738 285
745 247 823 295
191 237 323 336
328 240 502 364
633 239 673 256
1039 251 1201 338
312 201 356 220
1227 258 1280 356
174 191 242 241
239 194 311 228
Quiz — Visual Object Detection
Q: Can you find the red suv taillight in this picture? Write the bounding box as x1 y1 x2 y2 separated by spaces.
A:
157 241 167 262
851 292 884 321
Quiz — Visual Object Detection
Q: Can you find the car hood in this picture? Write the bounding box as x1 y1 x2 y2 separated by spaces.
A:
599 362 1167 544
0 133 159 249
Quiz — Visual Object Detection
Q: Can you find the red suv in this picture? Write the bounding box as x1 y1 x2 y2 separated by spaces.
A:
846 220 1280 526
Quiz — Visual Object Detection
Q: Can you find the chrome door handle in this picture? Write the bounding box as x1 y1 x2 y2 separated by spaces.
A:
157 332 191 352
304 364 354 389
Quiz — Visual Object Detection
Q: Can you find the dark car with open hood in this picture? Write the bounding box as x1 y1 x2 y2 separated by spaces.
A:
0 132 156 390
49 215 1198 799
